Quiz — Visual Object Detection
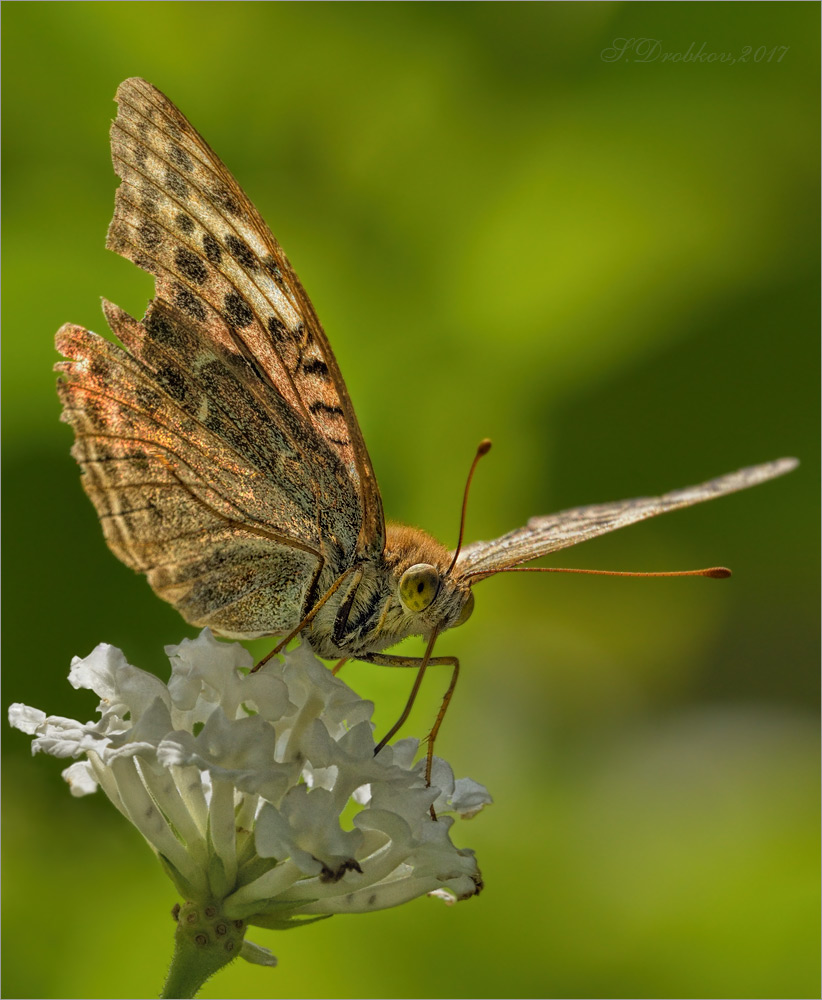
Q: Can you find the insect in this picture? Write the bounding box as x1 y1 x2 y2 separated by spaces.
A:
56 79 797 771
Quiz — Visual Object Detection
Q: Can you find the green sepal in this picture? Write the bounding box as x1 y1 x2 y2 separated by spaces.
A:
255 896 319 913
236 853 278 889
157 853 200 900
205 813 232 899
234 831 258 869
224 894 302 921
248 912 333 931
206 849 231 900
240 939 277 966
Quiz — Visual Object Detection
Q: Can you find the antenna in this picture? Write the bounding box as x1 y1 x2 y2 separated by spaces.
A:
467 564 732 582
446 438 492 577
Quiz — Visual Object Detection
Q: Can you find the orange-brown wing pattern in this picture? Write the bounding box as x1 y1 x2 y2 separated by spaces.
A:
55 77 390 636
106 77 384 556
454 459 798 579
55 297 351 638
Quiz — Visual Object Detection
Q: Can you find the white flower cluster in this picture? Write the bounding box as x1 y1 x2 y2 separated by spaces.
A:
10 631 488 943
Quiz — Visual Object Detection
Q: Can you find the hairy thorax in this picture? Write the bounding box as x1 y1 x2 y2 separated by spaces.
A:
306 523 472 660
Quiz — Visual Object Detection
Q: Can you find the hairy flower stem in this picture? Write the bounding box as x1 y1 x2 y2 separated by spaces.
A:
162 901 246 999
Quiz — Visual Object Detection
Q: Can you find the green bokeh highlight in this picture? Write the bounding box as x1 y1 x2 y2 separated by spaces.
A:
3 3 818 999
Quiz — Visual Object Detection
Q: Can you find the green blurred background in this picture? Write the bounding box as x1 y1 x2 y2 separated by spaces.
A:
3 3 818 998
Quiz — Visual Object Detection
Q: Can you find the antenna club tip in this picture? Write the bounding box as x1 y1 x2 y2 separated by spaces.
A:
706 567 732 579
478 439 492 456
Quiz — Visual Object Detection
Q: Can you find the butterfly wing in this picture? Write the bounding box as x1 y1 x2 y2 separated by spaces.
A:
106 77 384 555
56 78 384 636
57 298 352 636
454 459 798 579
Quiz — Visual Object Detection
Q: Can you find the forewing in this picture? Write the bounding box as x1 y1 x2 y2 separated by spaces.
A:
105 77 384 555
454 459 798 578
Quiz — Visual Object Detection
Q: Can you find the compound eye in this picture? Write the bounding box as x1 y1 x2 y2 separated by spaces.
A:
399 564 441 613
455 589 475 627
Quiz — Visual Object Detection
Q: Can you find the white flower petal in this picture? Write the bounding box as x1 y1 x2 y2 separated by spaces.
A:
24 713 113 760
255 802 323 876
449 777 493 818
8 703 47 735
352 782 372 805
386 737 421 770
62 761 98 796
427 888 457 905
427 755 457 803
166 629 252 712
69 643 170 721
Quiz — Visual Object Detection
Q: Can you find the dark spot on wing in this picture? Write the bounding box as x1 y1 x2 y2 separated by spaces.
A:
198 357 229 382
165 167 189 200
225 234 258 271
134 144 148 167
145 312 174 343
203 410 224 435
168 143 193 172
174 246 208 286
157 366 187 402
212 184 242 217
88 356 107 379
262 255 287 288
175 212 195 234
140 192 159 215
173 285 206 321
164 117 184 142
302 358 329 377
78 395 104 425
202 232 222 264
223 292 254 330
267 315 288 340
135 385 160 411
138 221 162 250
309 401 344 417
84 436 111 460
132 253 158 274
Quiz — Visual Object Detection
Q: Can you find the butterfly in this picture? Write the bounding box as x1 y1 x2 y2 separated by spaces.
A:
56 79 797 763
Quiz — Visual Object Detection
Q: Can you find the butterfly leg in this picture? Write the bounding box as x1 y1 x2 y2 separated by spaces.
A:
362 650 460 790
252 563 358 672
424 657 460 786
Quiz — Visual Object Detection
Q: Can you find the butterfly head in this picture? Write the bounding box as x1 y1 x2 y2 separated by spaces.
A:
385 524 475 638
